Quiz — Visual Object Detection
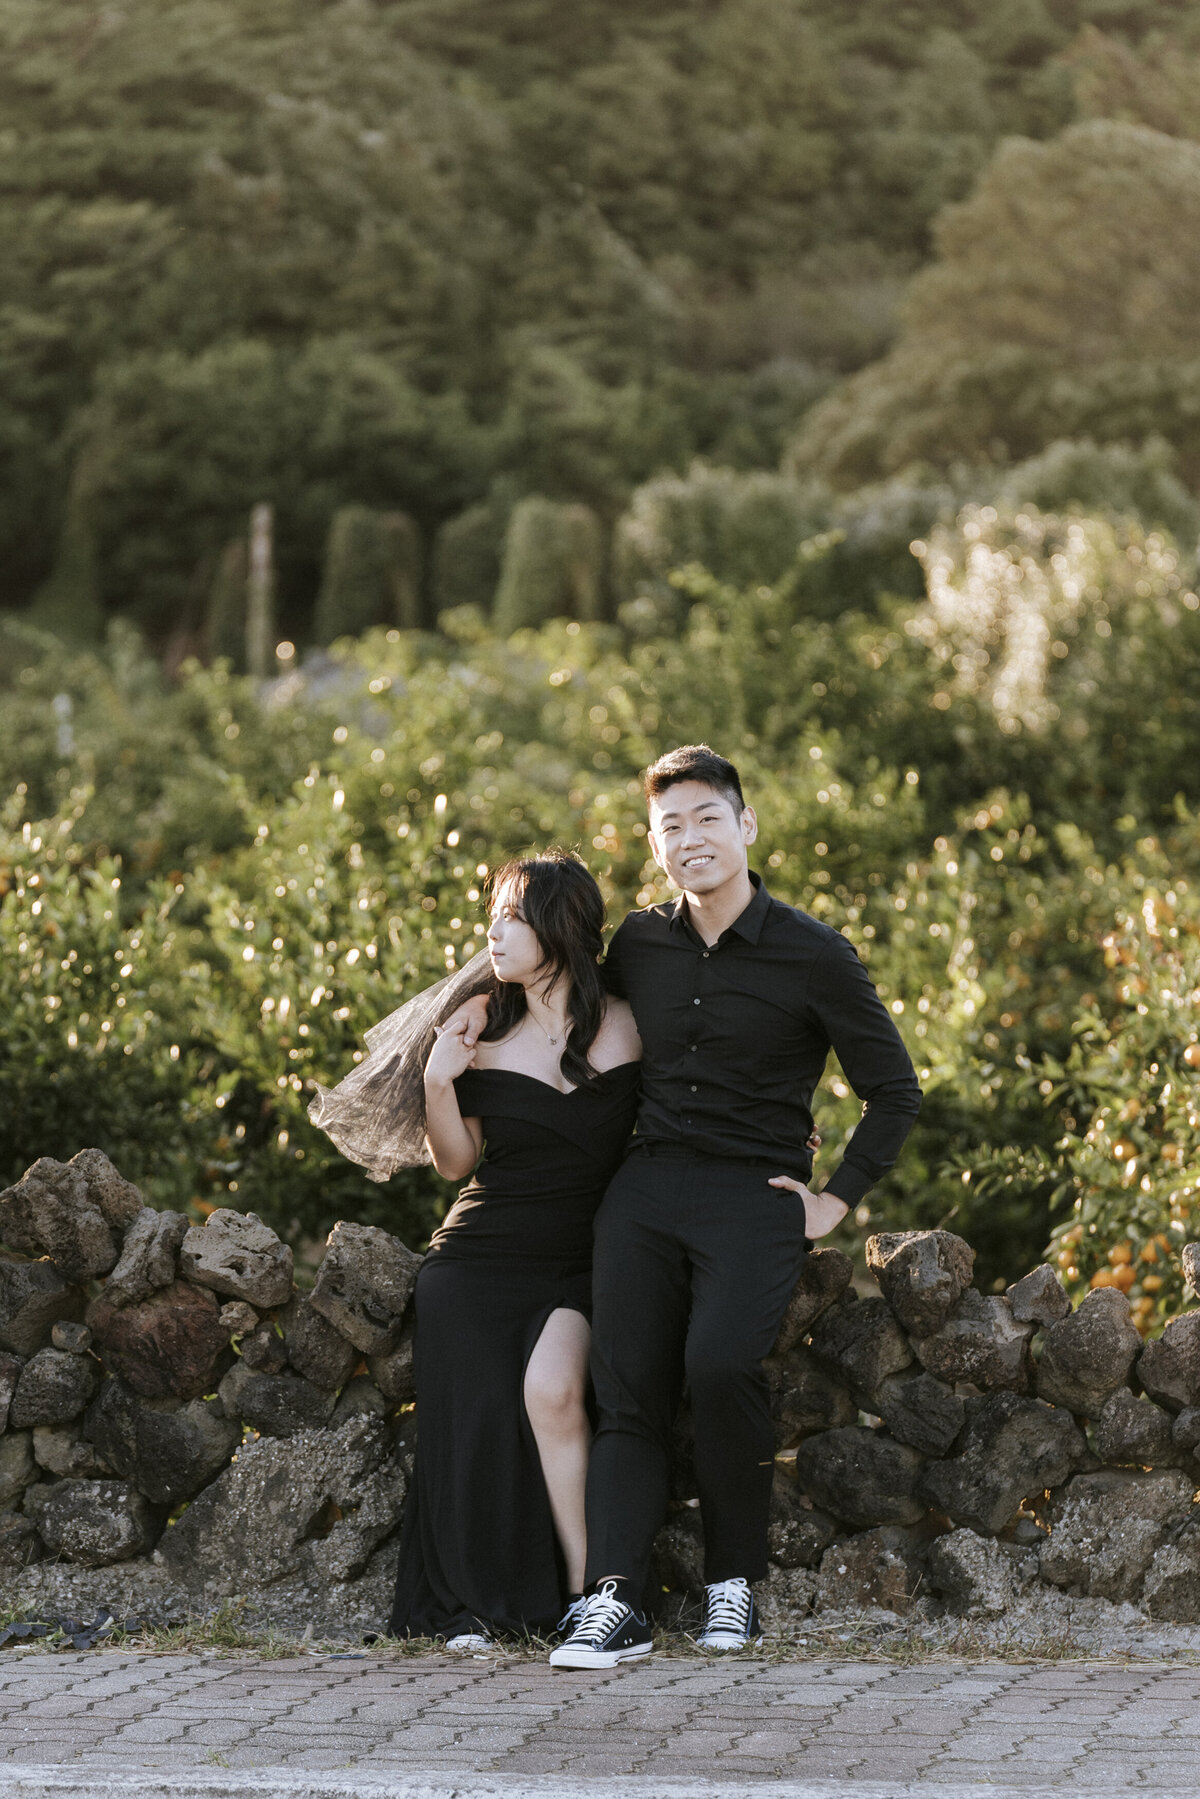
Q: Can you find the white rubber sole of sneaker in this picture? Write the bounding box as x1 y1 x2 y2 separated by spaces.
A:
548 1638 653 1669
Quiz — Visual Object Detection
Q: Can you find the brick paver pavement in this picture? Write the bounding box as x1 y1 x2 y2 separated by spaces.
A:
0 1650 1198 1789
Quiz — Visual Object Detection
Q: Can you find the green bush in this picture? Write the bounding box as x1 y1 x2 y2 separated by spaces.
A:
993 437 1200 544
614 463 830 606
314 507 425 643
493 497 607 633
4 515 1200 1289
953 859 1200 1332
431 502 507 618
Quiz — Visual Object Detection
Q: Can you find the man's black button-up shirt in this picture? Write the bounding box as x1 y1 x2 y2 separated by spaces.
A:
604 874 921 1206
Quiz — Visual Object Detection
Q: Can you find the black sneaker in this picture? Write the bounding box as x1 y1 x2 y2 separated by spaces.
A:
548 1580 653 1668
694 1577 763 1650
552 1594 588 1643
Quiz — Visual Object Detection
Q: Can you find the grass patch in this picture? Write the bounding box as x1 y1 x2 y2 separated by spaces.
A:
4 1597 1199 1668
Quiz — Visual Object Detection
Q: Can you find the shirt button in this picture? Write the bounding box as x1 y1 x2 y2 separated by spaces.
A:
702 951 710 959
690 1085 697 1093
689 1044 698 1053
693 997 700 1005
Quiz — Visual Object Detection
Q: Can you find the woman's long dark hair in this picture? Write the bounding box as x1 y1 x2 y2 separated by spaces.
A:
479 850 607 1087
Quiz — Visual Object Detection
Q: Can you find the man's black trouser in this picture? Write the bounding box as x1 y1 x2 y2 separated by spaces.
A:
583 1149 809 1600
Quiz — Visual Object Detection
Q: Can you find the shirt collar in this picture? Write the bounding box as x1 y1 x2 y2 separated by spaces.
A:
669 871 772 945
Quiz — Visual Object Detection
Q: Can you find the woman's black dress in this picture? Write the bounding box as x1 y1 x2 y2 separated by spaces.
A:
388 1060 639 1641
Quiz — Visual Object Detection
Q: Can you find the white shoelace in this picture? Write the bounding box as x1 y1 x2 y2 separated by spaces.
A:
557 1595 587 1631
570 1581 629 1645
702 1578 752 1636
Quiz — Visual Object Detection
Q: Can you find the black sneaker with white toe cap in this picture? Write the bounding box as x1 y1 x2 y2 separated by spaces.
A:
694 1577 763 1650
548 1580 653 1668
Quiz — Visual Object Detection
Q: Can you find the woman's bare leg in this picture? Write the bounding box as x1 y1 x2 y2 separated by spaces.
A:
524 1307 592 1594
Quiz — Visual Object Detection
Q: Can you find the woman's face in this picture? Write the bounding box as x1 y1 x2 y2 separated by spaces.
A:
486 881 545 986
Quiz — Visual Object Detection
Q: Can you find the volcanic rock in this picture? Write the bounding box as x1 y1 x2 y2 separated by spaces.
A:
1144 1518 1200 1622
875 1371 966 1457
1182 1243 1200 1303
0 1430 36 1506
180 1210 294 1310
815 1526 926 1615
1137 1312 1200 1413
1173 1407 1200 1454
1039 1468 1196 1604
10 1347 100 1430
808 1294 913 1412
31 1425 110 1479
651 1506 705 1598
240 1326 288 1375
282 1294 360 1391
767 1343 857 1449
84 1378 240 1508
0 1158 120 1281
331 1375 388 1428
105 1209 189 1305
912 1290 1033 1393
918 1393 1087 1536
768 1474 841 1571
1036 1288 1141 1416
0 1349 22 1432
1006 1264 1072 1327
0 1257 84 1355
309 1223 421 1356
1095 1389 1181 1468
217 1363 337 1438
67 1149 143 1232
772 1247 855 1354
368 1325 415 1406
865 1230 975 1338
927 1528 1021 1617
50 1321 92 1353
86 1280 232 1401
756 1566 819 1632
218 1301 260 1338
26 1478 162 1567
794 1426 925 1530
156 1413 407 1591
0 1512 42 1570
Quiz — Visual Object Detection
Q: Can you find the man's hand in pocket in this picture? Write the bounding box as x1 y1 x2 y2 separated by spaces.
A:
767 1175 849 1240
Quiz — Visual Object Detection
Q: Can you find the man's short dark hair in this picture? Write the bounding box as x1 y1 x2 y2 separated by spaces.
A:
643 744 745 816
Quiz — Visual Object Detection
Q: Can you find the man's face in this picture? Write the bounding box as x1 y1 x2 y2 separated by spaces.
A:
647 779 757 896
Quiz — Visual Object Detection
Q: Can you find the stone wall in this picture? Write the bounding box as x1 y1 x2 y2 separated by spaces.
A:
4 1150 1200 1637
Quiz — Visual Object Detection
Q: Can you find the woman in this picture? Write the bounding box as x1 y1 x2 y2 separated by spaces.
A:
316 851 640 1647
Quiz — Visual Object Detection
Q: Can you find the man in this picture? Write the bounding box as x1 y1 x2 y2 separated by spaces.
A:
465 744 921 1666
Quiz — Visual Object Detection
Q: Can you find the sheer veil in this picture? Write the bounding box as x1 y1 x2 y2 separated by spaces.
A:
307 954 495 1181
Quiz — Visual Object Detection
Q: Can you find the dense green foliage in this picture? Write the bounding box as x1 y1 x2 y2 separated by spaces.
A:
5 1 1200 643
5 3 1200 1323
4 483 1200 1311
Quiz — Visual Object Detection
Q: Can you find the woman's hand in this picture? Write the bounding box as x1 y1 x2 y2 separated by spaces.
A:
423 1021 483 1179
767 1175 849 1240
424 1018 477 1088
440 993 491 1050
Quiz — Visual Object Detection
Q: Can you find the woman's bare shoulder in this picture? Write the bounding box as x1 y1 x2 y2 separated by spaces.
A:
591 996 642 1070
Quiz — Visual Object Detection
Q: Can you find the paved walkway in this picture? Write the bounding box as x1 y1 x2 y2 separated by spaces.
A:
1 1650 1199 1794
